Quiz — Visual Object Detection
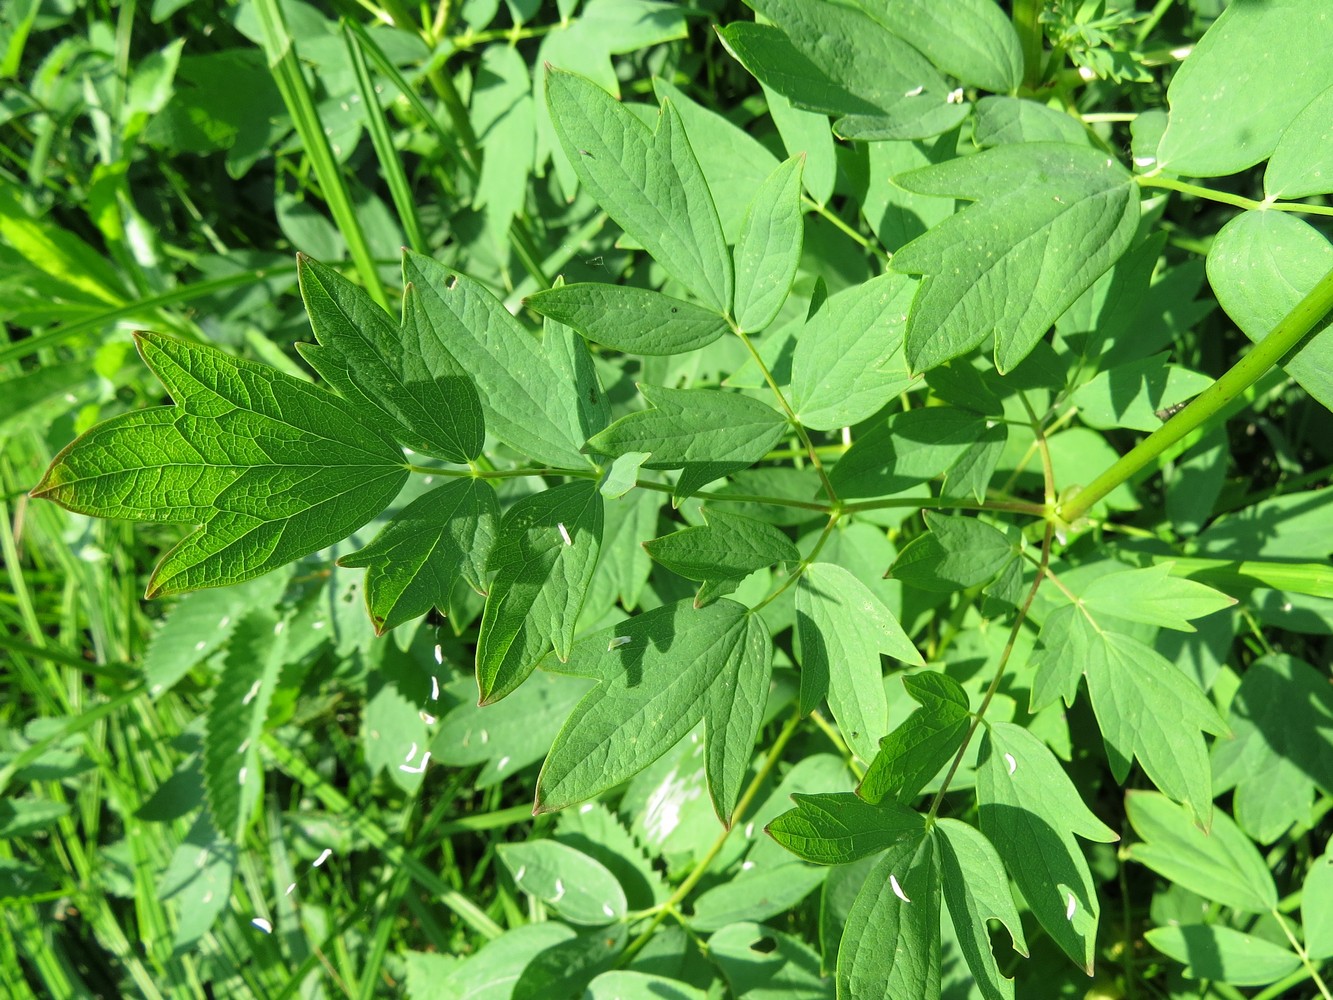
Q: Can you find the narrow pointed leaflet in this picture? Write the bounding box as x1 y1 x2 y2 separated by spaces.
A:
32 332 408 597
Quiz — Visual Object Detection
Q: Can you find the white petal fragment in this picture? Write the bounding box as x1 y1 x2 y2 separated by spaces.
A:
608 635 632 651
404 742 418 763
552 878 566 902
242 680 262 705
890 874 912 903
558 522 573 546
251 917 273 933
313 849 333 868
1004 753 1017 775
1066 892 1077 920
399 751 432 774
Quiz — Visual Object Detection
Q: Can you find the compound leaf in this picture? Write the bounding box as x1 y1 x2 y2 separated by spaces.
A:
891 142 1139 373
338 478 499 635
296 254 483 462
32 332 408 598
477 481 604 704
547 68 731 313
536 599 771 823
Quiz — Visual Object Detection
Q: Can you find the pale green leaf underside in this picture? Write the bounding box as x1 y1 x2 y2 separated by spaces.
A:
497 840 627 926
32 332 408 597
1145 925 1301 987
536 599 771 823
546 68 732 314
891 142 1140 374
1079 562 1236 632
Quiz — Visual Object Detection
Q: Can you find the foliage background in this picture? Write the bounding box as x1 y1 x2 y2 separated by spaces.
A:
2 0 1331 998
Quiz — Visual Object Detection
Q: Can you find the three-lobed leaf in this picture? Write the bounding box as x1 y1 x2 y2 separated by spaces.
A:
644 506 798 606
32 332 409 597
858 672 970 806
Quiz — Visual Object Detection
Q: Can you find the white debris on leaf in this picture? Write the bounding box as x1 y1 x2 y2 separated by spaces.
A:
1005 753 1017 775
1066 893 1077 920
558 522 573 546
313 849 333 868
400 751 431 774
890 874 912 903
946 87 965 104
904 85 924 97
608 635 632 651
242 679 262 705
252 917 273 933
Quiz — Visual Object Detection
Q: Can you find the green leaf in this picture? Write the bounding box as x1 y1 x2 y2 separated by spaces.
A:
535 599 771 822
732 155 805 333
586 972 706 1000
945 424 1008 503
689 861 827 932
337 478 499 635
32 332 408 597
586 384 787 499
829 407 985 499
524 284 728 355
708 922 832 1000
1145 925 1300 987
763 83 836 206
403 251 594 468
1156 0 1333 177
1126 791 1275 912
432 671 595 789
890 512 1017 593
854 0 1023 94
0 799 69 840
858 672 970 806
158 811 236 952
891 143 1139 373
936 818 1027 1000
767 792 922 865
716 21 879 118
744 0 964 141
203 610 284 841
1069 353 1213 432
789 271 917 431
473 44 535 240
796 563 922 762
1265 86 1333 198
1211 655 1333 843
838 832 941 1000
973 96 1088 147
546 68 731 313
1207 210 1333 412
477 481 604 704
976 722 1118 975
544 307 611 446
296 254 483 462
1303 846 1333 960
1079 563 1236 632
644 506 798 607
497 840 627 925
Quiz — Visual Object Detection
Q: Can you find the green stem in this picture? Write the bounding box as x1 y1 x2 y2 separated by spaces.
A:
618 710 803 965
1138 175 1333 218
926 522 1053 821
1059 261 1333 524
803 197 889 264
1012 0 1046 89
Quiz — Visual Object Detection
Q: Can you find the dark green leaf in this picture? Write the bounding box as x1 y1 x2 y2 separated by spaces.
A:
854 0 1023 94
767 792 922 865
838 832 941 1000
586 385 787 499
296 253 483 462
338 478 499 635
858 672 970 806
977 723 1117 974
891 143 1139 373
889 512 1017 593
644 506 798 607
525 284 728 355
32 332 408 597
829 407 984 499
536 599 770 822
477 481 604 704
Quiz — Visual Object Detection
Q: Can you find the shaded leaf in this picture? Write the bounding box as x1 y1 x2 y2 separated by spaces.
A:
767 792 922 865
858 672 970 806
1145 925 1300 987
525 284 727 355
644 506 798 607
829 407 984 499
855 0 1023 94
889 512 1016 593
